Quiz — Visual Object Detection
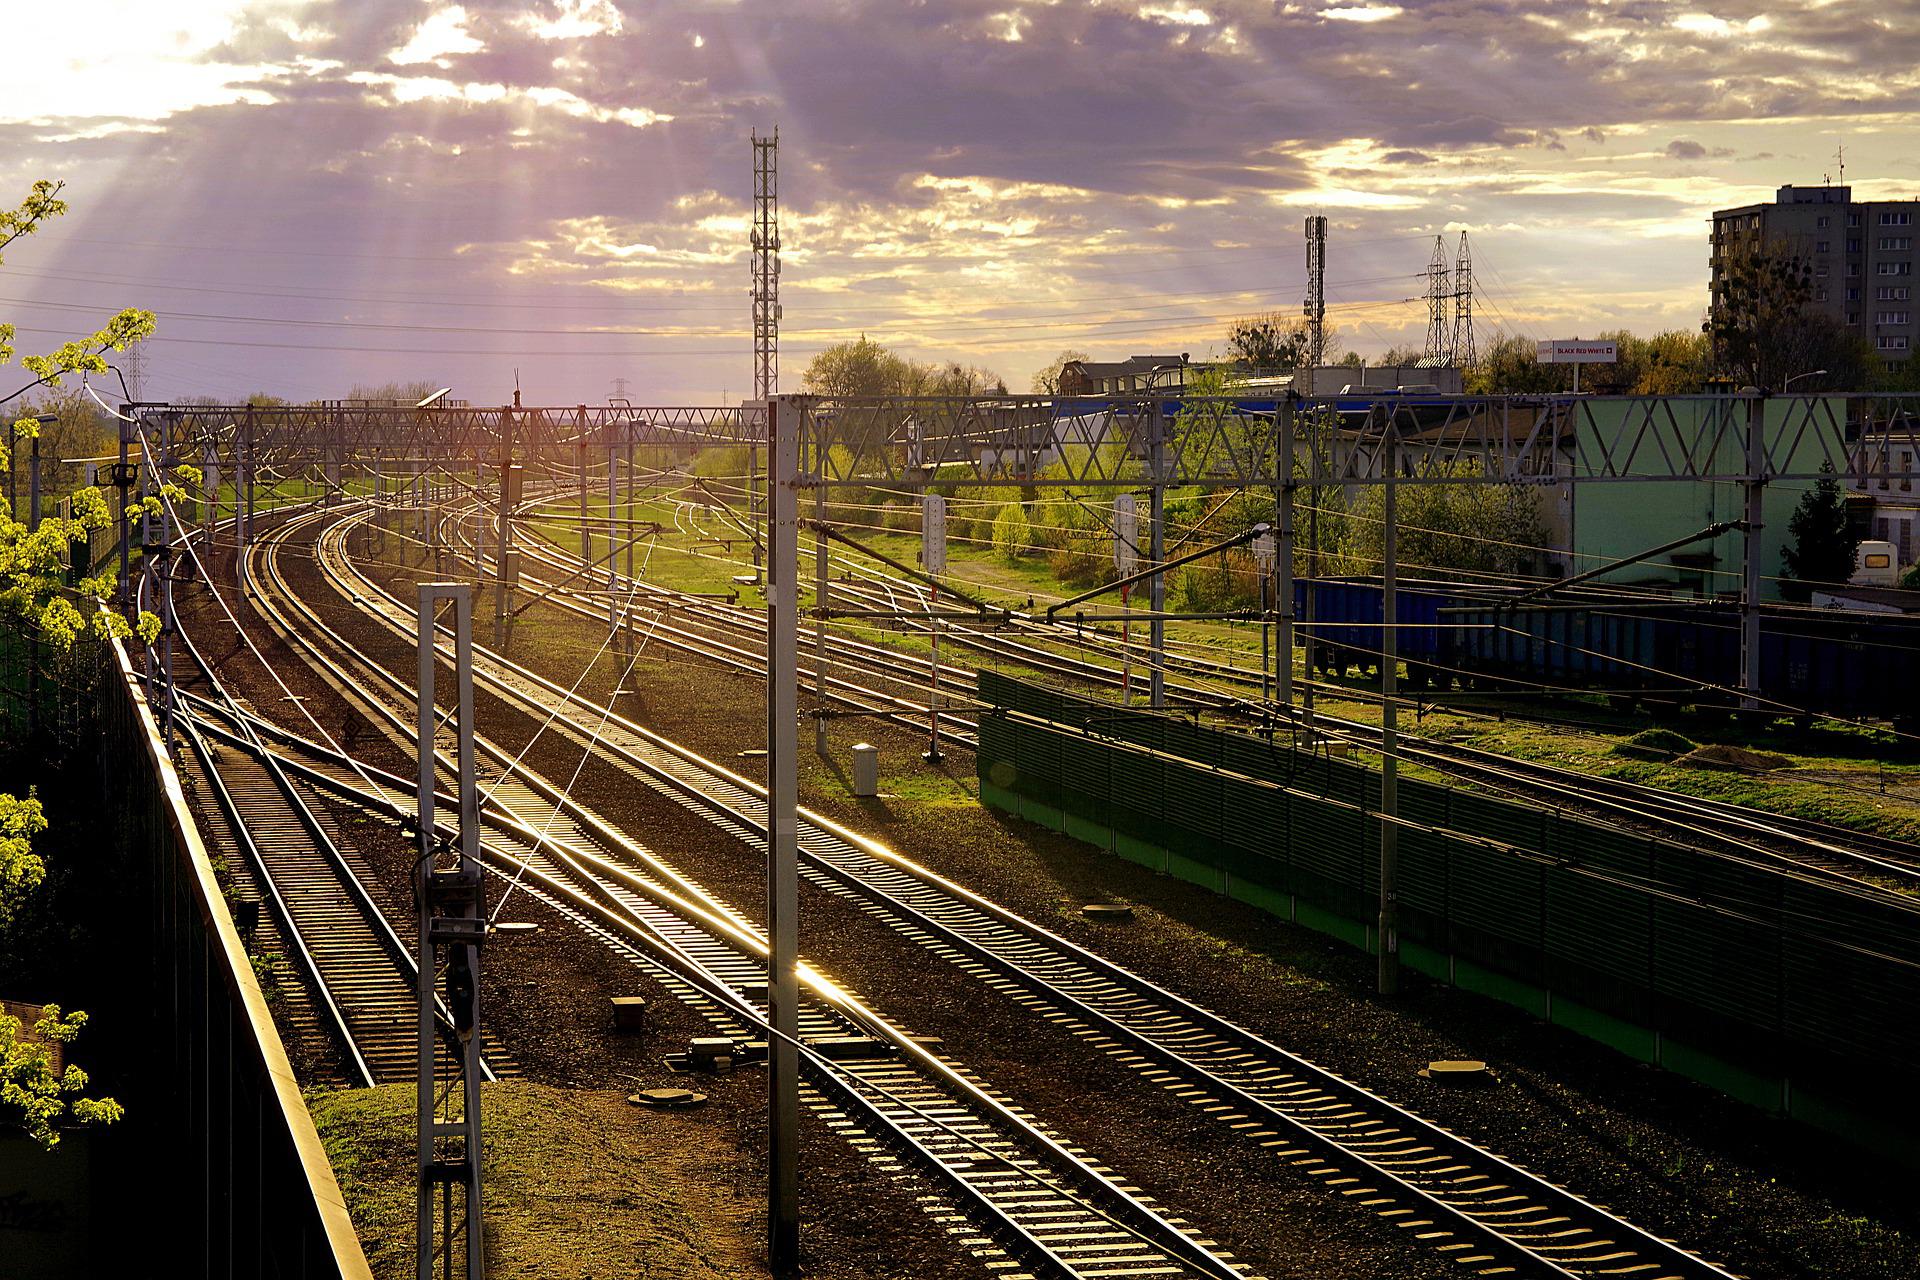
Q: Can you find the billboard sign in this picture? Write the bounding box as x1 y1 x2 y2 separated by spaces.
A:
1536 339 1617 364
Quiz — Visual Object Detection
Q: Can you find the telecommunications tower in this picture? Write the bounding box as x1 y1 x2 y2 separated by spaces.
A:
1423 236 1451 366
751 129 781 400
1303 216 1328 369
1450 231 1476 368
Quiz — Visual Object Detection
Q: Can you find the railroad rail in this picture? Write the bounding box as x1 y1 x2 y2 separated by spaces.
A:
214 502 1261 1280
453 489 1920 901
299 500 1744 1280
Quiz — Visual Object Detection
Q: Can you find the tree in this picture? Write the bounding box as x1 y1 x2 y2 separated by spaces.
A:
1706 241 1873 391
1465 332 1567 394
1780 462 1859 600
802 336 911 398
1224 313 1310 370
1340 467 1548 577
0 181 149 1150
1030 349 1088 395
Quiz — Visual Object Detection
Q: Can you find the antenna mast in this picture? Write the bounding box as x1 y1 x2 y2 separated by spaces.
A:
751 129 781 401
1423 235 1451 366
1303 216 1328 369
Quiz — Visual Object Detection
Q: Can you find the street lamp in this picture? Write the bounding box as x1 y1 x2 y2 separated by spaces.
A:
1782 369 1828 391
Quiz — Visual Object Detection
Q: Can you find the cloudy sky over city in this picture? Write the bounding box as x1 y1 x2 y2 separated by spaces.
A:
3 0 1915 405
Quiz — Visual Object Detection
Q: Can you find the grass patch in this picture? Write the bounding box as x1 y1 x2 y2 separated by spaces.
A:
309 1081 766 1280
1611 728 1696 761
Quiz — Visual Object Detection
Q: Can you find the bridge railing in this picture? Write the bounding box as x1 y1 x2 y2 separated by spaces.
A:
104 633 372 1280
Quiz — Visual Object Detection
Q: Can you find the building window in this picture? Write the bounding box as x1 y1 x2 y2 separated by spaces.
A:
1816 240 1831 253
1881 211 1913 226
1850 287 1864 300
1850 212 1862 227
1881 237 1913 250
1877 312 1911 325
1849 238 1863 252
1818 215 1831 229
1877 335 1910 350
1878 262 1913 276
1849 263 1863 276
1817 288 1830 301
1817 264 1830 277
1849 312 1861 325
1878 286 1913 301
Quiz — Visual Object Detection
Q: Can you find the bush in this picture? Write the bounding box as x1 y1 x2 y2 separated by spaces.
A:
991 503 1033 562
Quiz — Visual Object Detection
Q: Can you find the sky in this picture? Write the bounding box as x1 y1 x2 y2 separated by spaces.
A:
2 0 1917 407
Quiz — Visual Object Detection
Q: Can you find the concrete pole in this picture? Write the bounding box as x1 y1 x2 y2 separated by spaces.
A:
814 481 828 756
1378 436 1400 998
624 422 636 665
1740 394 1766 714
1276 405 1295 715
1149 402 1167 710
607 439 618 647
765 397 801 1269
494 408 513 650
577 408 591 567
239 408 254 599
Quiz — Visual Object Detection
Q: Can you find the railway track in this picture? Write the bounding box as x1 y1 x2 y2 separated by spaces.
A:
465 494 1920 900
226 502 1261 1280
169 581 511 1087
302 500 1747 1280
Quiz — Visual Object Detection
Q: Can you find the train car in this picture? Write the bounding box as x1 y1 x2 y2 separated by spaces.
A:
1303 576 1920 728
1444 592 1920 727
1292 577 1454 687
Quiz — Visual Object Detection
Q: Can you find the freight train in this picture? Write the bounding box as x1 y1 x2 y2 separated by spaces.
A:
1295 577 1920 729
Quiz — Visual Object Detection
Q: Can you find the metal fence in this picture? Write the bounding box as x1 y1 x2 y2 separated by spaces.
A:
977 672 1920 1123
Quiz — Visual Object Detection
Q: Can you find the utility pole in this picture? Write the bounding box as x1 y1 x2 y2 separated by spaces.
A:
1740 393 1767 714
414 583 485 1280
1423 236 1451 367
1303 216 1328 372
1378 433 1400 997
1148 403 1167 709
1451 231 1476 369
751 128 781 580
764 396 801 1271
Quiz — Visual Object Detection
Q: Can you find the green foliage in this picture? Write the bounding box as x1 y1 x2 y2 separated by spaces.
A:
801 337 1003 398
1706 242 1873 391
1224 312 1311 370
0 791 48 931
1781 462 1860 600
1901 563 1920 591
991 503 1033 562
0 1003 122 1148
1340 467 1548 577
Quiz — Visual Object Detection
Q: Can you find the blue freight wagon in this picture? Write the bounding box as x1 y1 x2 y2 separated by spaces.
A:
1296 577 1920 727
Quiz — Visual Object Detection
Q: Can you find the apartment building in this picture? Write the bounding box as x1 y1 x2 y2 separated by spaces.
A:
1711 184 1920 370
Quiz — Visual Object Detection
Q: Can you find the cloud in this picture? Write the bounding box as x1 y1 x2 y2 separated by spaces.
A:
5 0 1917 403
390 6 484 68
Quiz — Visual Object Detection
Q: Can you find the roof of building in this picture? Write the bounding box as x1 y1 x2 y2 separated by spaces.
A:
1063 354 1188 378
